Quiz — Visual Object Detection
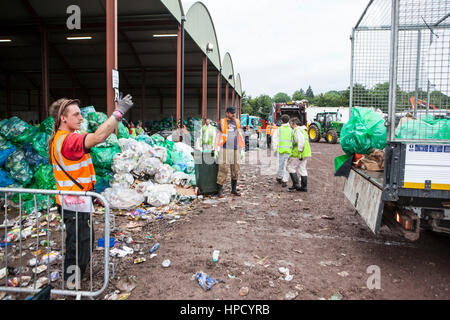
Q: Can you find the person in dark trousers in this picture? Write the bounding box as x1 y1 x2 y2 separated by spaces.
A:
215 107 245 197
48 94 134 282
244 125 251 152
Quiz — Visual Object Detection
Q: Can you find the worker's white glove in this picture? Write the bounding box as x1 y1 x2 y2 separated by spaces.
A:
240 149 245 160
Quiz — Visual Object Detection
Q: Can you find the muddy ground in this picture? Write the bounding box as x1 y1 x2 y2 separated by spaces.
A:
109 142 450 300
1 141 449 300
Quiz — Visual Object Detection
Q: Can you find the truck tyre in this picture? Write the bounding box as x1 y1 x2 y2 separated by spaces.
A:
308 124 321 142
326 129 338 144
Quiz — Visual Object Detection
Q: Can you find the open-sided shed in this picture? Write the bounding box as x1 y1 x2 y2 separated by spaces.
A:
0 0 243 126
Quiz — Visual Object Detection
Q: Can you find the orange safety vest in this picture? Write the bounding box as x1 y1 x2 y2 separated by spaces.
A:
266 125 272 135
271 125 278 136
219 118 245 148
51 130 96 205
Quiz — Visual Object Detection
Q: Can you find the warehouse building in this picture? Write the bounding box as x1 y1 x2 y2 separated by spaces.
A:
0 0 243 126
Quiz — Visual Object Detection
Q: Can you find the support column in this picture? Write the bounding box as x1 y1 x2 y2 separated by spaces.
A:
240 96 242 119
225 83 229 110
202 55 207 123
217 71 221 123
176 24 182 125
231 88 235 108
41 28 49 117
106 0 118 117
6 75 12 118
141 71 146 124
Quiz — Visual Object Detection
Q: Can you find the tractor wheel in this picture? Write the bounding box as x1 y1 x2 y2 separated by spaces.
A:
308 124 321 142
326 129 338 144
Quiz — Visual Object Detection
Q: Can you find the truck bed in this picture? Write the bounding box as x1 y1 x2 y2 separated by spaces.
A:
352 167 384 190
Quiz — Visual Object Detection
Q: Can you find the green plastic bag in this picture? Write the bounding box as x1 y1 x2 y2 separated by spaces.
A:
9 160 33 186
396 119 450 140
21 194 56 215
96 133 119 148
5 149 26 170
1 117 31 143
136 134 155 147
88 112 108 132
31 132 50 158
38 116 54 135
81 106 96 119
34 164 56 190
79 119 90 133
91 145 121 170
14 126 39 145
94 166 113 177
118 122 130 139
0 136 14 151
340 108 387 155
0 119 10 135
151 134 165 146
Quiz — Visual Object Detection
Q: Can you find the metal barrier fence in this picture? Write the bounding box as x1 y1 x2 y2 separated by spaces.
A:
0 188 111 300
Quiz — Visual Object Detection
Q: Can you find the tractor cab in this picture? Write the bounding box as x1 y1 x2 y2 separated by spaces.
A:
309 112 344 144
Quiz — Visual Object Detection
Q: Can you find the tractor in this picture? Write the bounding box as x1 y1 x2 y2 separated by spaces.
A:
308 112 344 144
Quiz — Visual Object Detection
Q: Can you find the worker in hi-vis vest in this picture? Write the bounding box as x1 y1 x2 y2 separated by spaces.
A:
202 118 216 151
286 117 311 192
48 93 134 281
215 106 245 197
275 114 293 188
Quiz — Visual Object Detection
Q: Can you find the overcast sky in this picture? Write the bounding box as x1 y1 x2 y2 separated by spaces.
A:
194 0 369 98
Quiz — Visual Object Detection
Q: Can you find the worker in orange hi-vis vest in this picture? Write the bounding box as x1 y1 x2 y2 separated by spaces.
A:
215 106 245 198
48 94 134 282
266 122 273 150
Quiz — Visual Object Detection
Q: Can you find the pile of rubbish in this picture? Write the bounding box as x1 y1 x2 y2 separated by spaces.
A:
101 136 197 210
0 116 57 213
0 106 199 214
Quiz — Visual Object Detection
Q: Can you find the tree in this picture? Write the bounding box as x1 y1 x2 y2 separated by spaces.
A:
272 92 291 103
241 91 254 115
305 86 314 99
254 94 273 119
292 89 306 101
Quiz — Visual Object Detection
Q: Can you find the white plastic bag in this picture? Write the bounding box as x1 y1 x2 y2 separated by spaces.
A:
145 184 177 207
102 187 145 210
112 150 139 173
135 181 154 194
149 146 168 163
171 171 193 188
133 156 162 178
118 138 152 157
110 173 135 189
154 164 174 184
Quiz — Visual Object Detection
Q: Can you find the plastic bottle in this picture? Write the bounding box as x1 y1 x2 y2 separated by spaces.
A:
149 243 160 254
212 250 220 262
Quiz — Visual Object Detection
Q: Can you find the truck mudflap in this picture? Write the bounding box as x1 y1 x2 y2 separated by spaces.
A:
344 168 384 234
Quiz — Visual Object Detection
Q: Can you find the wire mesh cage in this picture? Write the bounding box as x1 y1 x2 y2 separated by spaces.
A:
350 0 450 142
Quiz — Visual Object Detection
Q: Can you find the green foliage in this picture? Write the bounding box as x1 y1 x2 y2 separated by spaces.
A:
272 92 291 103
305 86 315 99
292 89 306 101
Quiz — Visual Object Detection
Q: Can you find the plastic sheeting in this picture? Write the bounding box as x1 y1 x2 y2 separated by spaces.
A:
340 108 387 155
